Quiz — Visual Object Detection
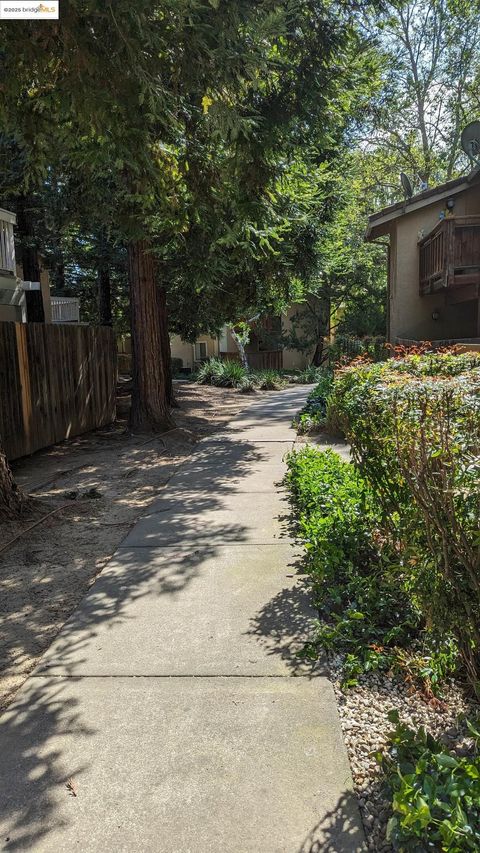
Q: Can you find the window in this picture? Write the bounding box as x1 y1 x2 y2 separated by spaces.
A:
195 341 208 360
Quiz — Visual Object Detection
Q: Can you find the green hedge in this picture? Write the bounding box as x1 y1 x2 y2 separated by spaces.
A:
285 447 425 686
288 353 480 850
328 352 480 691
292 371 333 433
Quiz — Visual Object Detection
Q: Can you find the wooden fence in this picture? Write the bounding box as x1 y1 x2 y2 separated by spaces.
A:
0 322 116 460
220 350 283 370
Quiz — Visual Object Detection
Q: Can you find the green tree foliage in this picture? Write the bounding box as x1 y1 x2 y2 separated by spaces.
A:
157 2 378 343
1 1 379 350
284 154 387 362
0 0 378 511
363 0 480 192
285 0 480 363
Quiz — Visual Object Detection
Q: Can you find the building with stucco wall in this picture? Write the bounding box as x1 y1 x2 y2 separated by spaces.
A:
0 206 74 325
367 166 480 344
169 305 313 371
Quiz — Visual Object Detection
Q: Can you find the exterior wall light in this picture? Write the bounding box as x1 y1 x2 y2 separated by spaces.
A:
432 310 440 321
446 197 455 211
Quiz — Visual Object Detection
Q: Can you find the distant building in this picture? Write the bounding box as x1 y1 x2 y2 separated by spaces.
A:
0 207 79 324
170 306 313 372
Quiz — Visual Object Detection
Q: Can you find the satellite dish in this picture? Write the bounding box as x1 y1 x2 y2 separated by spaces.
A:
461 121 480 163
400 172 413 198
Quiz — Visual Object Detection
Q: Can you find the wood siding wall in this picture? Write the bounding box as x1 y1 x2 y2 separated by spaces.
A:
219 350 283 370
0 322 116 460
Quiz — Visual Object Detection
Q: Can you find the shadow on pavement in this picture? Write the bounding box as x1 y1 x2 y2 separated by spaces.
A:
297 791 366 852
0 677 92 852
247 554 327 676
0 389 318 850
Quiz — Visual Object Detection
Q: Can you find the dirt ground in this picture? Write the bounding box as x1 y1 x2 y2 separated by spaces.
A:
0 381 249 713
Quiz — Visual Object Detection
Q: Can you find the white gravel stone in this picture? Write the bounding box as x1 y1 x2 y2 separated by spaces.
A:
327 654 475 851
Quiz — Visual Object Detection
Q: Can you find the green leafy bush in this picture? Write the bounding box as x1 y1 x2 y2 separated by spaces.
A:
285 447 427 686
291 365 329 384
196 358 227 384
237 374 257 392
381 710 480 851
293 371 333 433
325 334 387 367
328 352 480 691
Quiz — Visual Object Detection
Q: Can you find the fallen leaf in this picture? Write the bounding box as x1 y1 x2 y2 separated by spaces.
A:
66 778 78 797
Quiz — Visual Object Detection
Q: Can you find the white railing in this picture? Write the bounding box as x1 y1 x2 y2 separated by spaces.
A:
0 208 16 275
51 296 80 323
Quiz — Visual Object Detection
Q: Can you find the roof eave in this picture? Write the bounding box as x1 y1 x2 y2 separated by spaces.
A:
366 164 480 241
366 179 476 241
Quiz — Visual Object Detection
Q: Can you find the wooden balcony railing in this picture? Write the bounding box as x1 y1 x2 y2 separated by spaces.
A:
419 216 480 295
51 296 81 323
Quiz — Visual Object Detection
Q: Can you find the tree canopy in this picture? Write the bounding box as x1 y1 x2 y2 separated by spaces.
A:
1 0 480 511
1 0 479 367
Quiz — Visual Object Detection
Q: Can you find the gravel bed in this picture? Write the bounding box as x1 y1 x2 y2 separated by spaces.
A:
328 655 475 851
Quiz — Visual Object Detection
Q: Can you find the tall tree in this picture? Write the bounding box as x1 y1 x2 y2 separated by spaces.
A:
363 0 480 192
162 1 376 343
0 0 376 510
97 228 113 327
283 153 387 363
0 1 178 432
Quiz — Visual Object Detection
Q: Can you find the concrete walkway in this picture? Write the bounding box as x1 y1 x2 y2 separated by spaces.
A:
0 387 364 852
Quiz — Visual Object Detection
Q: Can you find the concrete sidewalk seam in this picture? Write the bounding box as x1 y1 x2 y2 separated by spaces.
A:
29 673 323 679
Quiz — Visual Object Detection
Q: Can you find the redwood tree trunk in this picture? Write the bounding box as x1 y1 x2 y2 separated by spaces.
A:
53 253 66 293
0 442 29 517
128 240 174 431
157 285 177 407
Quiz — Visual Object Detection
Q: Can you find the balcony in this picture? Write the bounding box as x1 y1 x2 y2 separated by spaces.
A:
51 296 80 323
419 216 480 296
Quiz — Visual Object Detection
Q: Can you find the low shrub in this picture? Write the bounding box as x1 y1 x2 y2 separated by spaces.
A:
380 710 480 851
285 447 435 687
325 334 387 367
237 374 257 393
253 369 287 390
328 351 480 691
217 359 248 387
196 358 225 384
293 371 333 433
290 365 329 384
196 358 247 388
287 352 480 845
196 358 288 391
